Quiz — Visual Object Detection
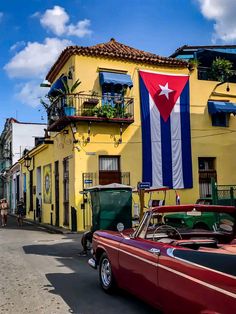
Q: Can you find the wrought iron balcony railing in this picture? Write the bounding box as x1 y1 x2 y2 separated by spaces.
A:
47 93 134 130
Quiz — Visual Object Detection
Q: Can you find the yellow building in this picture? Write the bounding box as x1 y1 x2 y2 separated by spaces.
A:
19 39 236 231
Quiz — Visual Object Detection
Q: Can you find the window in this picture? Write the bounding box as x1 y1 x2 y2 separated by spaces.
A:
102 84 125 107
99 156 119 171
211 113 229 127
99 156 121 185
198 157 217 198
198 158 215 171
35 137 44 146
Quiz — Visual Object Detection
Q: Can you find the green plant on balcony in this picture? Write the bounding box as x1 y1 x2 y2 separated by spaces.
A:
81 109 96 116
40 96 52 114
123 112 133 118
95 105 117 119
40 95 62 122
115 98 133 119
56 77 82 106
57 77 82 95
81 104 116 118
210 57 234 82
55 76 84 116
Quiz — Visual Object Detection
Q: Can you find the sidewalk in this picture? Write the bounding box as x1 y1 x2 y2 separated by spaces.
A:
9 213 78 234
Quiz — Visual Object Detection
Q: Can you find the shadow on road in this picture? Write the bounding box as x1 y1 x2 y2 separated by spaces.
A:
23 240 157 314
45 271 157 314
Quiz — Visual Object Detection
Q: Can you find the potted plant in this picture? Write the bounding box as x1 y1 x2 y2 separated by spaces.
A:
83 90 99 107
40 95 62 123
96 105 116 119
56 77 82 116
188 58 200 71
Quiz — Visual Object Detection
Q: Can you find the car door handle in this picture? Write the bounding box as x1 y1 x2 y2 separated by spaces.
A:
148 248 160 256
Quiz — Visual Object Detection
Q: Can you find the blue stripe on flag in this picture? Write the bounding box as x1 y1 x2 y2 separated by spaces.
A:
180 81 193 188
161 116 173 188
139 76 152 185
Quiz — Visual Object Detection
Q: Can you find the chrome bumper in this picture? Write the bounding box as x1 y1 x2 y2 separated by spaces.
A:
88 257 97 269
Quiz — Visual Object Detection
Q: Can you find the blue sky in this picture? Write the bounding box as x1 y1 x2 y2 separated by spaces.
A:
1 0 236 131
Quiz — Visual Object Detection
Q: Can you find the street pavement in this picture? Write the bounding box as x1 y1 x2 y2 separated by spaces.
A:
0 216 157 314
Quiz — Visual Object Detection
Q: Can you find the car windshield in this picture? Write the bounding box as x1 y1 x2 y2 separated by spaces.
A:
137 209 235 242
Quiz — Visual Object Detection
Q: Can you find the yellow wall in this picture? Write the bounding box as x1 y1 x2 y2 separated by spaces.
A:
22 54 236 231
20 134 76 228
189 69 236 202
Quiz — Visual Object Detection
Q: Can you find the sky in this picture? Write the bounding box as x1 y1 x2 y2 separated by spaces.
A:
1 0 236 131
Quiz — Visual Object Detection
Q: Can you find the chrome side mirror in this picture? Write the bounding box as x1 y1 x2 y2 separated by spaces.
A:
117 222 124 232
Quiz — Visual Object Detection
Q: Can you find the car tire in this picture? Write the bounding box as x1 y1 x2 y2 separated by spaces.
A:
99 252 115 293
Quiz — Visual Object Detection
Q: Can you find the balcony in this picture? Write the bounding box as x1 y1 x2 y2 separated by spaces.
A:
47 94 134 132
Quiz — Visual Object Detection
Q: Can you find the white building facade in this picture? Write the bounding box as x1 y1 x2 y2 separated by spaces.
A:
0 118 47 212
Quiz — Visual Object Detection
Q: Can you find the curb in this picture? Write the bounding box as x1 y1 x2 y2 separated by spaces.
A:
9 214 77 234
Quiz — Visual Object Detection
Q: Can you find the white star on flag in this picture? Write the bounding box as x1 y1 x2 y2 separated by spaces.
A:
158 82 174 99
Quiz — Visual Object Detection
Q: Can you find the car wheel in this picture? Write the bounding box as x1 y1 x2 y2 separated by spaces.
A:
99 252 115 293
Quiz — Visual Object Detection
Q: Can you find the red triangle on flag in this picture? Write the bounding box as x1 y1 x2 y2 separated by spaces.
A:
140 71 189 121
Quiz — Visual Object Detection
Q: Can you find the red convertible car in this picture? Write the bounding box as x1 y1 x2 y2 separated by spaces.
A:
88 204 236 313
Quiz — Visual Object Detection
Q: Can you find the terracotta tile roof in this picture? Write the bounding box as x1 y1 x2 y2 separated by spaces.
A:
46 38 188 82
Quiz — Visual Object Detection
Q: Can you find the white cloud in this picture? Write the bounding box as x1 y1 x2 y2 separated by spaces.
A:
67 19 91 37
40 5 92 37
10 41 26 52
4 37 72 79
197 0 236 42
5 37 72 108
40 6 69 36
15 81 48 108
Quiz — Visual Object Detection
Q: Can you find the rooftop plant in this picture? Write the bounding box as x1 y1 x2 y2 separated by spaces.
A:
210 57 234 82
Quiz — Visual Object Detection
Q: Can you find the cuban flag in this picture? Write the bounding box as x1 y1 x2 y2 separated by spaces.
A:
139 70 193 189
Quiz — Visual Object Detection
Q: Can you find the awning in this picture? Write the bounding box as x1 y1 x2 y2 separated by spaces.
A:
208 101 236 115
99 72 133 88
48 75 67 97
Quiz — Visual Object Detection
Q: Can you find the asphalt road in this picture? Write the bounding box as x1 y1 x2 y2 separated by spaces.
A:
0 216 157 314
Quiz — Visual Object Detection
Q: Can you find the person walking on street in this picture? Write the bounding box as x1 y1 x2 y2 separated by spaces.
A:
17 197 25 227
1 198 9 227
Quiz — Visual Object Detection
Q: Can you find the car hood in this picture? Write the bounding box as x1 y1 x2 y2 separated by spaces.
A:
165 213 188 219
94 228 135 238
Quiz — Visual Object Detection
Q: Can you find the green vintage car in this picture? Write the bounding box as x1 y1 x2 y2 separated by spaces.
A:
164 209 234 231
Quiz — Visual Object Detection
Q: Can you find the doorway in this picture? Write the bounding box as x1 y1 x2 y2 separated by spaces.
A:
36 167 42 221
198 157 217 197
29 170 33 212
63 158 69 226
99 156 121 185
54 161 60 227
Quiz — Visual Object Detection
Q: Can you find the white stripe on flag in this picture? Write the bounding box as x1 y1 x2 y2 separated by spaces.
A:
149 95 163 187
171 97 184 188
